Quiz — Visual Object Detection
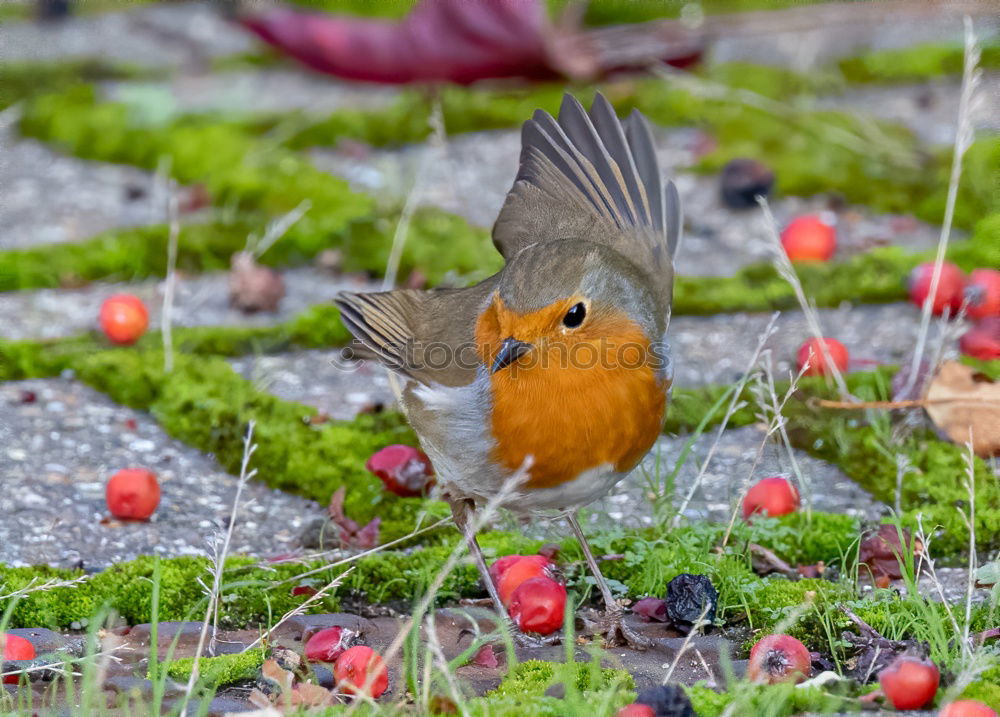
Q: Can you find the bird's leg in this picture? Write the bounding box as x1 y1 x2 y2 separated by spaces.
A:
447 497 559 649
567 511 652 650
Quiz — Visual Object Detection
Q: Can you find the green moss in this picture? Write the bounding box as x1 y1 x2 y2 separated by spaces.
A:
740 577 853 648
0 58 150 110
488 659 634 700
685 681 855 717
10 77 996 306
961 667 1000 709
158 649 266 689
667 363 1000 558
838 42 1000 84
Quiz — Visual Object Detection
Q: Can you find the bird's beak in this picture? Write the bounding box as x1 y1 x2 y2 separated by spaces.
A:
491 337 533 374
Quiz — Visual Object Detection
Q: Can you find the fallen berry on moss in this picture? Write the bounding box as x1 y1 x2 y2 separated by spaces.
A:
939 699 998 717
305 626 356 663
747 634 811 684
498 557 551 606
908 261 966 316
99 293 148 345
1 633 35 684
508 576 565 635
333 645 388 698
781 214 836 261
879 655 939 710
365 444 434 497
616 705 655 717
966 269 1000 319
106 468 160 520
960 317 1000 361
796 337 849 377
742 476 799 519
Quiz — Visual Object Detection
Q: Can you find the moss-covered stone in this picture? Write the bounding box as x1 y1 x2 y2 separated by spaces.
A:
157 648 266 689
838 42 1000 84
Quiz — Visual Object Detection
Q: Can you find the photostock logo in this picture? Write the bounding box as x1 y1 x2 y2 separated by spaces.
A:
333 338 669 376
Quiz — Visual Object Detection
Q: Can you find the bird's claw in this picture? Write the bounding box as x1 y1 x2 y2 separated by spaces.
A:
600 609 653 650
511 630 561 649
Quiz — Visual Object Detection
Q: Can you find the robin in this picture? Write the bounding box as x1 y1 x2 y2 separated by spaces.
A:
336 93 680 648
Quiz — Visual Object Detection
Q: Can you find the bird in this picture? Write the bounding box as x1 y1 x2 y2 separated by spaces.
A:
335 92 681 648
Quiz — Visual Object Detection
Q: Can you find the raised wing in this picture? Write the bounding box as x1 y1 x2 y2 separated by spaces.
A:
492 93 681 288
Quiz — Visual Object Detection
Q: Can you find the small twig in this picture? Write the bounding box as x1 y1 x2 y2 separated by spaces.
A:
837 604 883 640
814 396 998 410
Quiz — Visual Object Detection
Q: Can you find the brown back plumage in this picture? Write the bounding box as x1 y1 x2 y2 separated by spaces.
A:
336 92 680 387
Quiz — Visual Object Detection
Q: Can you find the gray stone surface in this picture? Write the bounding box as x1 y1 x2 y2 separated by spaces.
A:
101 68 399 120
0 378 320 568
669 302 960 389
0 266 375 340
816 72 1000 146
573 423 883 537
230 349 396 422
0 2 253 67
0 124 166 250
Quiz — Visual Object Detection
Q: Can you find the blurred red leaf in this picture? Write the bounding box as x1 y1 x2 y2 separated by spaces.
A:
239 0 553 85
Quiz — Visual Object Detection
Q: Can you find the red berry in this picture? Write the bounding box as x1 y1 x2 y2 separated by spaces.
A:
747 634 811 684
796 337 849 377
615 705 656 717
333 645 388 698
908 262 966 316
364 445 434 497
106 468 160 520
1 633 36 684
497 557 551 607
940 700 998 717
879 655 939 710
966 269 1000 319
488 554 549 587
508 576 566 635
781 214 836 261
960 317 1000 361
742 477 799 520
305 626 353 663
99 294 149 345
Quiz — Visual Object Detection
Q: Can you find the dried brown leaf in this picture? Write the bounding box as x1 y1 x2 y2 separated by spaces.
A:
290 682 338 707
925 361 1000 457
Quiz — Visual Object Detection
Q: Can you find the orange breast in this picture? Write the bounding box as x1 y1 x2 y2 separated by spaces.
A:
477 299 667 491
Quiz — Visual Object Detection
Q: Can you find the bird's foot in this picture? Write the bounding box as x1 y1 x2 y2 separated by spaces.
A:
511 629 562 649
599 609 653 650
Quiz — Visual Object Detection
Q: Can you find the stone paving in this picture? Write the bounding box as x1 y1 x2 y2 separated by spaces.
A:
0 378 320 569
0 0 984 592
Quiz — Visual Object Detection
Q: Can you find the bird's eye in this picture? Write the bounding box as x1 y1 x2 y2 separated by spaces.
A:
562 302 586 328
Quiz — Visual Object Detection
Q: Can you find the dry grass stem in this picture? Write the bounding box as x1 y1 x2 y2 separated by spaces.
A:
900 15 981 399
183 421 258 700
671 312 779 528
246 199 312 258
161 173 180 374
720 356 810 549
345 460 532 714
757 197 851 399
